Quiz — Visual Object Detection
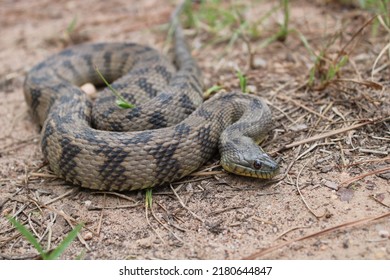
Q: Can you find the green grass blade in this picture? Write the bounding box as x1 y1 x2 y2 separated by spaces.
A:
7 216 47 259
336 55 349 70
308 66 316 86
66 16 78 34
279 0 290 41
145 189 153 209
47 223 83 260
205 85 223 98
326 65 336 81
237 70 247 93
95 66 135 109
115 99 135 109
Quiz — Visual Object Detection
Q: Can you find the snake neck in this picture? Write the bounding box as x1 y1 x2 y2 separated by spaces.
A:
218 93 279 179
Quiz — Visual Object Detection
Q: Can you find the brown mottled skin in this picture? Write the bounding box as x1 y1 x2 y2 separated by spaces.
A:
23 4 278 191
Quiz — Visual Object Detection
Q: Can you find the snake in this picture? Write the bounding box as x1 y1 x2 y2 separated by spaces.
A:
23 4 279 191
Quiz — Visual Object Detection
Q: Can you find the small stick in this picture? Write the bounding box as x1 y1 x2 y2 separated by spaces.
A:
87 203 139 211
0 136 38 151
296 143 318 161
244 211 390 259
90 191 137 203
96 194 106 236
314 101 334 128
358 148 388 156
209 206 243 216
29 173 58 179
370 195 390 209
145 198 166 245
268 103 297 123
280 117 389 151
338 142 347 171
296 161 324 219
339 166 390 187
41 213 57 252
338 15 376 60
150 207 184 244
42 204 96 236
342 156 390 168
27 213 41 241
170 184 204 223
332 78 383 89
252 216 274 225
274 225 311 241
42 189 76 206
60 210 91 251
276 145 303 181
277 95 333 122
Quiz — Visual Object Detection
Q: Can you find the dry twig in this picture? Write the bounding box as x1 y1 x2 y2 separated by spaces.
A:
279 117 389 152
339 166 390 187
296 160 324 219
244 211 390 259
170 184 204 223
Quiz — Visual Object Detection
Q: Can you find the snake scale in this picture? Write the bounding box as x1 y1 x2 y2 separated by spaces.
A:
23 4 279 191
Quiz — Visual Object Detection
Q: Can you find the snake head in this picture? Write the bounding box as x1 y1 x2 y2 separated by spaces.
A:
219 137 279 179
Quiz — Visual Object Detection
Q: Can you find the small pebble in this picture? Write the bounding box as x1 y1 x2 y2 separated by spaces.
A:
185 183 193 192
83 232 93 240
1 207 12 216
338 188 354 202
342 239 349 249
378 172 390 180
320 166 333 173
253 57 267 68
84 200 92 208
323 180 338 190
378 230 389 238
81 83 97 96
246 85 257 93
137 237 153 248
289 123 308 132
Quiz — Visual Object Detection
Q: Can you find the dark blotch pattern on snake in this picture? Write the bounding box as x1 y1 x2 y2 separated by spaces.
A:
23 5 279 191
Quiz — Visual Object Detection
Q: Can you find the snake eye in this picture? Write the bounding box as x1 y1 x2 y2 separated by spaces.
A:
253 159 262 170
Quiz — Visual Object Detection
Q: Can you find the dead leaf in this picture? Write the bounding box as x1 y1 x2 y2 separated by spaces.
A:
373 193 385 202
322 179 338 190
337 188 354 202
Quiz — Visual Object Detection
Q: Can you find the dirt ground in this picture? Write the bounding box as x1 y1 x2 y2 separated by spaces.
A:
0 0 389 260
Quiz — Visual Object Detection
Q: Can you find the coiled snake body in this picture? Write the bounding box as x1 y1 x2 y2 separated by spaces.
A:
24 6 279 191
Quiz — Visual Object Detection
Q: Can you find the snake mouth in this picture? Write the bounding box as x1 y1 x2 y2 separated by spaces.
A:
221 160 280 179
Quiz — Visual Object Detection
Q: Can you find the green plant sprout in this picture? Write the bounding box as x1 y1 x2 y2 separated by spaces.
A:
236 70 248 93
204 84 223 98
7 216 83 260
95 66 136 109
358 0 390 34
145 189 153 210
66 16 78 35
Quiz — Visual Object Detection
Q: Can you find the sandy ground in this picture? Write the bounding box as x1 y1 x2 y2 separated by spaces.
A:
0 0 389 260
